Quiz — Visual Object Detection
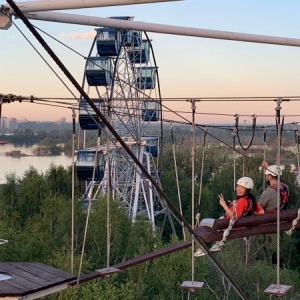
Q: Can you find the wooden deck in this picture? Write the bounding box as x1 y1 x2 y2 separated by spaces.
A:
0 262 76 299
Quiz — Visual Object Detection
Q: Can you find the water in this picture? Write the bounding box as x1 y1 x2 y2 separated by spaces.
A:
0 144 73 184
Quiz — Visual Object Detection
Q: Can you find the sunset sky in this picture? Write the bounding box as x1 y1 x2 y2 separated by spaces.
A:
1 0 300 126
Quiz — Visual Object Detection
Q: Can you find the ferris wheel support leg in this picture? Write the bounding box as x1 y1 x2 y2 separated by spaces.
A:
132 149 144 222
145 153 155 226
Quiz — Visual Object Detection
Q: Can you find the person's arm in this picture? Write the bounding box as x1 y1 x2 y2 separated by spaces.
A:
254 203 264 215
262 161 269 169
258 188 274 209
219 194 233 218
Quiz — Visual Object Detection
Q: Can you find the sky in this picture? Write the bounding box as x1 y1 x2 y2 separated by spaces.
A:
1 0 300 126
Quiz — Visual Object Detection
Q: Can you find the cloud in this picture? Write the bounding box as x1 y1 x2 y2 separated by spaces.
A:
59 31 96 40
7 35 16 40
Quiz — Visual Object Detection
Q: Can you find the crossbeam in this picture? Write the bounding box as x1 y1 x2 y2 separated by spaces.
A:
18 11 300 48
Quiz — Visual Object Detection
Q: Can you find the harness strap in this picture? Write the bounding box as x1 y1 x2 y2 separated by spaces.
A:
219 201 237 246
195 212 200 227
285 208 300 235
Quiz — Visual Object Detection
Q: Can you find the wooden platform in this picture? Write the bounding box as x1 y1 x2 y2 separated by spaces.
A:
0 262 76 299
181 280 205 291
264 284 293 296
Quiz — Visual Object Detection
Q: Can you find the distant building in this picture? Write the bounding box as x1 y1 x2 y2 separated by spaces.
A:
56 117 66 124
0 117 18 131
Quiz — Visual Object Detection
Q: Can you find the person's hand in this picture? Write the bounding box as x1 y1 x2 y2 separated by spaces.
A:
262 161 269 169
218 194 226 208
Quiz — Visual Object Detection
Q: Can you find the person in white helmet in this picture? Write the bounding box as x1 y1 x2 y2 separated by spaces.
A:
219 176 264 220
194 176 264 257
258 161 289 213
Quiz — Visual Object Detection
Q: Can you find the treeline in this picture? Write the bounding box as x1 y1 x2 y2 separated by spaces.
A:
0 146 300 299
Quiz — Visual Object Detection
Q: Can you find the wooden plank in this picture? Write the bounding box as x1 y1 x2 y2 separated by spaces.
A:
264 284 293 296
96 267 121 276
0 263 76 297
0 280 25 294
16 263 74 283
5 263 52 286
181 281 205 290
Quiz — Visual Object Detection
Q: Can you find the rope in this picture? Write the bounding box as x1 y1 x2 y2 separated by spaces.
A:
106 110 112 269
77 129 102 283
244 236 251 264
263 126 268 190
170 121 186 240
235 114 257 151
232 129 237 192
196 127 208 213
285 209 300 235
190 99 196 283
275 98 283 286
294 127 300 178
195 213 200 228
71 108 76 274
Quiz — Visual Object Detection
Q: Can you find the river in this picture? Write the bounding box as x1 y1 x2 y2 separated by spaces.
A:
0 143 73 184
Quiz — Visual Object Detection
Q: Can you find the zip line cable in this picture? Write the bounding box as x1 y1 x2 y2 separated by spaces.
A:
9 2 247 298
6 95 300 193
12 21 78 100
33 24 88 60
29 96 300 102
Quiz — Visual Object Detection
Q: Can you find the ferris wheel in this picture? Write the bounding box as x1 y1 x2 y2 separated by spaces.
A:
76 17 175 231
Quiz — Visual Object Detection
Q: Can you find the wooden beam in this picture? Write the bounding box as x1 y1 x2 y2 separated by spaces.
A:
196 209 300 231
196 221 300 243
69 241 192 286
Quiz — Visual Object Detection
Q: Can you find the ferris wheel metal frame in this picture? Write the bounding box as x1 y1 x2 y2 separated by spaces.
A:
77 20 176 232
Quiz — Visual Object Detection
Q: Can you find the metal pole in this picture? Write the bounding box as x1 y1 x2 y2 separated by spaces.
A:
16 11 300 48
4 0 183 12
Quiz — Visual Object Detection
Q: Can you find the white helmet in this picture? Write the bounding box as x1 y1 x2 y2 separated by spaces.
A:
237 177 254 190
265 165 282 177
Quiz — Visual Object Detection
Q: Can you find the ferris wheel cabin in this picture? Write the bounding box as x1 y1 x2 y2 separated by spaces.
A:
79 99 106 130
85 57 113 86
136 67 156 89
109 17 142 46
128 39 150 64
143 136 159 157
142 100 160 121
76 150 105 181
96 28 122 56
